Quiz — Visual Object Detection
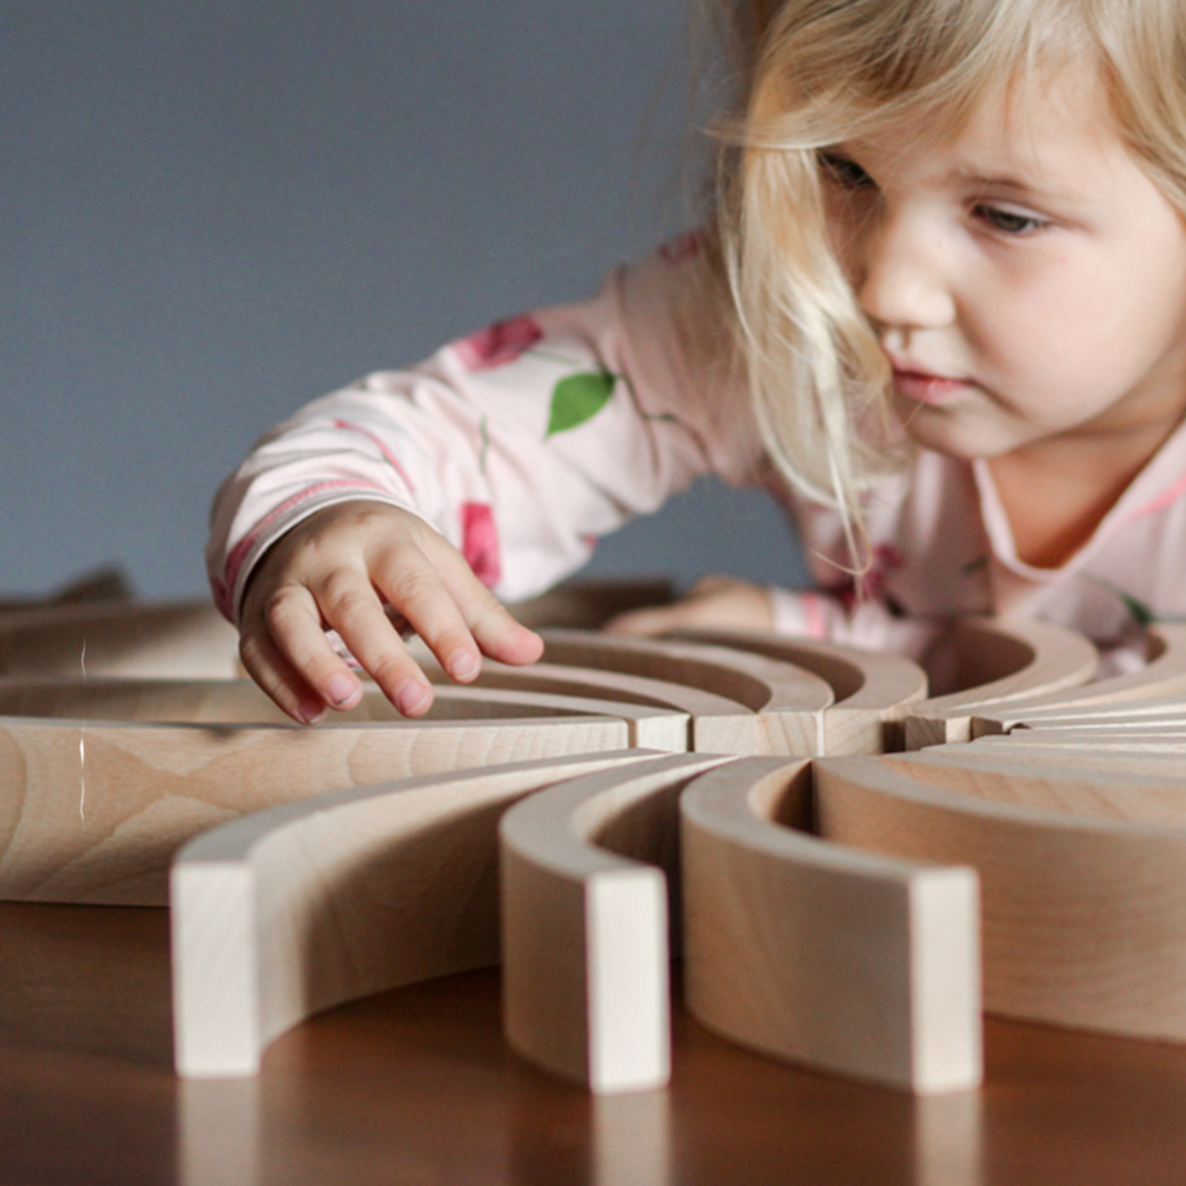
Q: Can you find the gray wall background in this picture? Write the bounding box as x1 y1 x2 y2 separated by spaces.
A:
2 1 805 601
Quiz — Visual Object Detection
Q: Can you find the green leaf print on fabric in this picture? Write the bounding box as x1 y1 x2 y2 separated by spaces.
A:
545 370 616 439
1082 573 1158 628
1120 591 1157 628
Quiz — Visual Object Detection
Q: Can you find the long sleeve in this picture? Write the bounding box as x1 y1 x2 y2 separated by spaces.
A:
206 238 767 621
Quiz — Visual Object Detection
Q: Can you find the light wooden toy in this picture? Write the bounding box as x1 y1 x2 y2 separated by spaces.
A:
500 752 734 1093
0 598 241 679
0 683 636 905
815 748 1186 1043
976 724 1186 751
972 624 1186 736
172 750 656 1077
680 757 981 1093
972 626 1186 735
673 629 929 754
508 577 675 629
902 617 1097 748
0 563 134 612
8 592 1186 1095
415 653 748 752
538 628 834 755
415 641 831 757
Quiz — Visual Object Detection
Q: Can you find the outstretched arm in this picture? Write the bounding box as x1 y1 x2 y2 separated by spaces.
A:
208 240 758 721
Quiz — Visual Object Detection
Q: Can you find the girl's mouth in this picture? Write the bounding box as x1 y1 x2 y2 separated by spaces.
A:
891 367 970 406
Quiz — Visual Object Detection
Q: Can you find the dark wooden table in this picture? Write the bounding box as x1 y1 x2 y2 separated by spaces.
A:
4 902 1186 1185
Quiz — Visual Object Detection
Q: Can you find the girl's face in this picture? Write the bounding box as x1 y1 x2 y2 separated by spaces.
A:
821 63 1186 465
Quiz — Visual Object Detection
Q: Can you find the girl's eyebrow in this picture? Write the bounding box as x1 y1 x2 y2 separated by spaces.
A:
949 164 1049 193
948 165 1092 207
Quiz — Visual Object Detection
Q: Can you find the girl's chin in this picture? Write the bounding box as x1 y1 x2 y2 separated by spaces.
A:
893 402 1007 460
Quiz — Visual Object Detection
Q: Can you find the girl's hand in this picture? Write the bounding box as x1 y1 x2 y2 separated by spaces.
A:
237 502 543 724
604 574 774 637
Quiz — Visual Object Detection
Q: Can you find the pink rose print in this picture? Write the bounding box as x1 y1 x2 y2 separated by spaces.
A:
453 314 544 371
658 229 703 266
460 502 501 589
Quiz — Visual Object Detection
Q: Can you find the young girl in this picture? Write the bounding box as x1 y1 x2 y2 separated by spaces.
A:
208 0 1186 724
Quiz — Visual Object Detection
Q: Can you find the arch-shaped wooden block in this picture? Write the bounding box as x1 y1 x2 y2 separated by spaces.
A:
975 723 1186 752
417 650 757 754
679 757 981 1094
903 618 1097 749
0 599 241 679
673 630 929 755
500 752 734 1093
0 675 689 750
814 751 1186 1042
172 750 656 1078
0 688 635 905
879 744 1186 822
980 701 1186 734
538 629 834 755
507 577 675 629
972 625 1186 736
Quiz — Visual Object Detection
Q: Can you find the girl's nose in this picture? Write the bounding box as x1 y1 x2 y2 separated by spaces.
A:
854 212 956 333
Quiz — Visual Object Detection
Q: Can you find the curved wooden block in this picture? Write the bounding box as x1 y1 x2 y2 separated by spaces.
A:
680 757 981 1094
172 750 657 1078
0 697 631 905
417 650 754 753
976 723 1186 751
981 701 1186 734
538 629 834 755
0 675 689 754
973 624 1186 735
903 618 1097 749
815 752 1186 1042
674 629 928 755
0 563 133 611
499 752 734 1093
507 577 675 629
878 744 1186 824
0 599 241 679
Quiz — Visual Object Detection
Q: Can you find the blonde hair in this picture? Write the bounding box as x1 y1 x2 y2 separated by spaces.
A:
711 0 1186 558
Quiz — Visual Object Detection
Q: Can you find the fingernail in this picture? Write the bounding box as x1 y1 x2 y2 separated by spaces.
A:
396 681 430 716
326 674 357 707
448 651 478 681
298 699 327 726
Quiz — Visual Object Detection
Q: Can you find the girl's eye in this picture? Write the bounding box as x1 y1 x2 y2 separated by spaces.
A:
974 204 1047 235
818 151 875 191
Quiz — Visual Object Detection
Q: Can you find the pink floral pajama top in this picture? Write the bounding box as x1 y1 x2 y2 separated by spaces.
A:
207 234 1186 668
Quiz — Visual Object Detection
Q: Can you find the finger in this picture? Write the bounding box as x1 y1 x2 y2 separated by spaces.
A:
686 574 741 598
239 605 333 725
311 568 437 716
602 602 687 636
425 540 544 668
367 548 492 686
256 580 379 717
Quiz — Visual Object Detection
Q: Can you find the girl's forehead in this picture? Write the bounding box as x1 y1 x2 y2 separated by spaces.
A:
847 60 1124 191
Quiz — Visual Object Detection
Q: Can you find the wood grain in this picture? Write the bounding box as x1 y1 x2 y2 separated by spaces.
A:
815 752 1186 1042
172 750 654 1077
500 752 733 1092
0 707 629 905
903 618 1097 748
680 756 981 1093
0 599 240 679
972 624 1186 735
674 630 928 754
538 628 834 755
